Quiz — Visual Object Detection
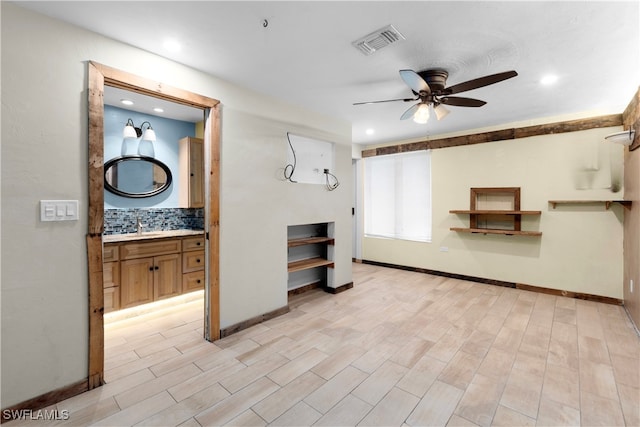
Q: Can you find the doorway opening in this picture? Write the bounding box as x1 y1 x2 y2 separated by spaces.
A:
87 61 220 389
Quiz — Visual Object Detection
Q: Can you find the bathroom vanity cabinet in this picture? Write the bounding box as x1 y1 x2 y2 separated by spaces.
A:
103 231 205 312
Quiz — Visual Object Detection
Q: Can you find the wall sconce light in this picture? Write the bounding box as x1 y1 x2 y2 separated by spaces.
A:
123 119 157 142
604 129 635 145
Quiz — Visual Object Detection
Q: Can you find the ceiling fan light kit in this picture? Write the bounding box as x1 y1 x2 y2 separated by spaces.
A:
355 68 518 124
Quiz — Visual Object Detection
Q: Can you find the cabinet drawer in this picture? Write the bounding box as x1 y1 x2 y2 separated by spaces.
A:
103 244 119 262
183 236 205 251
183 271 204 292
183 250 204 273
121 239 181 260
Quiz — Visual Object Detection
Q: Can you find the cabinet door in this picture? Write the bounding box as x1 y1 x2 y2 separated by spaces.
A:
120 258 154 308
179 137 204 208
104 286 120 313
103 261 120 288
189 139 204 208
154 253 182 300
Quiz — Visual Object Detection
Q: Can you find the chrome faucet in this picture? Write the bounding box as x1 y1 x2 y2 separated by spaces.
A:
136 217 143 235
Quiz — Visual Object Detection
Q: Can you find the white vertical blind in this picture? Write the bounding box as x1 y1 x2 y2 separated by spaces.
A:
364 150 432 242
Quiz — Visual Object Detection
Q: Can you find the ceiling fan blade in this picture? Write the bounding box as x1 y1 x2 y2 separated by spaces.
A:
399 70 431 94
445 70 518 95
439 96 486 107
353 97 417 106
400 103 420 120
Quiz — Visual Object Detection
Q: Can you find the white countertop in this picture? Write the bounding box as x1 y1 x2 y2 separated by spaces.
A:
103 229 204 243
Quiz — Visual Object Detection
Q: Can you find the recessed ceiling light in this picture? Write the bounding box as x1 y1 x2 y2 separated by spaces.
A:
540 74 559 85
366 128 375 135
120 99 134 106
153 107 164 113
163 38 181 53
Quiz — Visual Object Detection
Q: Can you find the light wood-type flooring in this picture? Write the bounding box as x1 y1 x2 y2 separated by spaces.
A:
8 262 640 426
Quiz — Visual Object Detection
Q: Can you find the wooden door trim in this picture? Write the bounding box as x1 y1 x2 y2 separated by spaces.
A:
87 61 220 390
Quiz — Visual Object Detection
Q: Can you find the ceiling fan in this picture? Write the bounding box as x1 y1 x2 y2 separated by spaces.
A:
354 69 518 124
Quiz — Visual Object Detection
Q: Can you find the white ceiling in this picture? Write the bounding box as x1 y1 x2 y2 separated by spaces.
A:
16 1 640 145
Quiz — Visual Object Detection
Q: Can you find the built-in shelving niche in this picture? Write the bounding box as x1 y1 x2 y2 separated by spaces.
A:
287 222 334 294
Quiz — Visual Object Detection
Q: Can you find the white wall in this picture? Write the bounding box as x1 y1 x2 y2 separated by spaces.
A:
1 3 351 408
363 127 625 299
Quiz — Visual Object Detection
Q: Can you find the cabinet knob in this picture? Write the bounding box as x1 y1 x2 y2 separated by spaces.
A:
197 242 201 246
149 267 154 271
155 266 159 270
197 279 201 284
196 259 201 263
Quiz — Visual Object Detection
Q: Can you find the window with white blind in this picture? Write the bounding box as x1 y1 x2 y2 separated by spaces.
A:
364 150 432 242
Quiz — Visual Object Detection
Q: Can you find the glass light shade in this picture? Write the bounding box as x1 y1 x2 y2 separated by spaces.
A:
123 124 137 139
142 127 156 142
434 104 450 121
413 104 430 124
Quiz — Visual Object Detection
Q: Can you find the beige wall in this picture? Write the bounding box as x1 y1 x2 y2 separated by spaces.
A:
1 3 351 408
363 127 625 299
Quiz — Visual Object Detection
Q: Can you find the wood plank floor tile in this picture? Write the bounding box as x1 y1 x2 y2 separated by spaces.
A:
454 373 504 427
491 404 535 426
304 366 368 414
358 387 419 426
269 401 322 426
194 377 279 426
406 380 464 426
251 371 325 423
396 354 447 398
224 409 266 426
90 391 176 426
541 363 580 410
616 383 640 427
536 396 580 427
311 344 366 380
580 391 626 426
114 363 202 409
578 358 619 401
314 394 372 426
136 383 229 426
351 360 408 406
439 351 483 392
499 366 544 419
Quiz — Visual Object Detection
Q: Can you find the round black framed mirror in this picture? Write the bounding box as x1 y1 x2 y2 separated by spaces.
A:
104 155 172 198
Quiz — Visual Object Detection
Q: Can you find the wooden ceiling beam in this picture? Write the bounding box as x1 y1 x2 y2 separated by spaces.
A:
362 114 623 158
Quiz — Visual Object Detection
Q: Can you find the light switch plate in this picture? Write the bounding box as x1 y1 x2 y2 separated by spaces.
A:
40 200 79 221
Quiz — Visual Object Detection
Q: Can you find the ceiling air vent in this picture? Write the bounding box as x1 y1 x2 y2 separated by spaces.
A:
352 25 405 56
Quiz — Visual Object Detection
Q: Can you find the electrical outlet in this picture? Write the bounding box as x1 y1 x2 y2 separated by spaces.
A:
439 246 449 252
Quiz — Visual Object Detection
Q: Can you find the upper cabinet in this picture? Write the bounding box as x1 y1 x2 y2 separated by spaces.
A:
179 137 205 208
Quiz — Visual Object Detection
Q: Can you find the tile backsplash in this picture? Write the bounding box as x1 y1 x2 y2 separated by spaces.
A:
104 208 204 235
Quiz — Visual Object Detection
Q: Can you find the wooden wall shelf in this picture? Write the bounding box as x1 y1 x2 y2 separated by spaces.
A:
287 236 335 247
449 210 541 215
287 257 334 273
450 187 542 237
548 200 632 210
450 227 543 236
